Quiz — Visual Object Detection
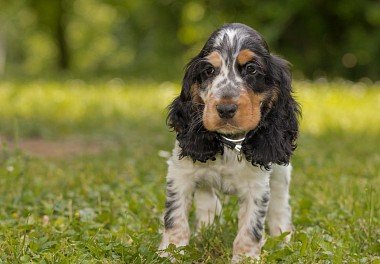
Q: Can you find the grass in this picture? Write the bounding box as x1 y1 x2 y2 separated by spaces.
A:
0 80 379 263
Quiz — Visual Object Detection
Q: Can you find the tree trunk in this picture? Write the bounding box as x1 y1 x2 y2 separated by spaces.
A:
56 0 69 70
0 31 6 76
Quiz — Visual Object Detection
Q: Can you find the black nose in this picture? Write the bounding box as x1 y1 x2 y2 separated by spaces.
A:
216 103 238 119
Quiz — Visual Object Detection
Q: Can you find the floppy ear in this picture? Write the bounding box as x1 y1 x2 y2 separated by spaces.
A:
242 55 300 169
167 58 223 163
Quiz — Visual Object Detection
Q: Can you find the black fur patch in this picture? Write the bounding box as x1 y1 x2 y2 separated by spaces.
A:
257 209 266 218
164 180 179 229
167 67 224 163
250 192 270 242
164 203 179 229
242 54 300 169
261 192 270 205
251 216 265 241
252 225 262 241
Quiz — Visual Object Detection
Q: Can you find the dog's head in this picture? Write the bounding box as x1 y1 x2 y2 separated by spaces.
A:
168 23 300 168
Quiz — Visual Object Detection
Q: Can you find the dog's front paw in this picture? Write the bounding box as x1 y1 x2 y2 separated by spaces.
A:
158 244 186 263
158 248 179 263
158 228 190 262
269 223 294 243
159 228 190 249
232 233 266 263
231 253 260 264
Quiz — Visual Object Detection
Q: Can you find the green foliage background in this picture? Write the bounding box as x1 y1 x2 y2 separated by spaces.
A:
0 0 379 81
0 1 380 262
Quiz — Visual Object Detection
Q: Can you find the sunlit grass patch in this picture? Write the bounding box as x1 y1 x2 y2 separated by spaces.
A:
295 81 380 135
0 80 379 139
0 80 178 138
0 80 379 263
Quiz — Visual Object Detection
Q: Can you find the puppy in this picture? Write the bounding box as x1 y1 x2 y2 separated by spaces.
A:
159 23 300 262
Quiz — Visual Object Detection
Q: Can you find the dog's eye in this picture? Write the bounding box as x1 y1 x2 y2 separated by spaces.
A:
245 63 257 75
203 66 215 78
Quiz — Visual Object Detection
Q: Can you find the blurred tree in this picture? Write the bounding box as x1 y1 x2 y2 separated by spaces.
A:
0 0 379 81
29 0 72 70
0 31 5 76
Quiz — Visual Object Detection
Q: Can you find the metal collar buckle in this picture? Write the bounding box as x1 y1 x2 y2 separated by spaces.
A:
220 135 245 162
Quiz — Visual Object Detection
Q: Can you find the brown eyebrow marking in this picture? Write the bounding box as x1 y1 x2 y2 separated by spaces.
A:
237 49 255 65
206 51 222 68
190 83 203 104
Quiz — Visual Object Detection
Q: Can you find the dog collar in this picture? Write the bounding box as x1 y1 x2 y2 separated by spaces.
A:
219 135 245 162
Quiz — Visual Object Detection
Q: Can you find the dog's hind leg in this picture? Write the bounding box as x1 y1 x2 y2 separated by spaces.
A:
194 185 222 231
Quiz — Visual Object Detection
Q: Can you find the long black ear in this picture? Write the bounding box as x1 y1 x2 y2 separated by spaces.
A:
243 55 300 169
167 58 223 163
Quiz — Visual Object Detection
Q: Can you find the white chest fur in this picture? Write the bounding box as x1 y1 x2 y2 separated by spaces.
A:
168 141 270 195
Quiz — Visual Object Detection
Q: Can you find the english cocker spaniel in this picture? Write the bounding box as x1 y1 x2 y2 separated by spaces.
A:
159 23 300 262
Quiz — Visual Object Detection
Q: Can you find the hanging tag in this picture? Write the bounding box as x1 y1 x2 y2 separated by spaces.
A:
220 135 245 163
234 145 243 162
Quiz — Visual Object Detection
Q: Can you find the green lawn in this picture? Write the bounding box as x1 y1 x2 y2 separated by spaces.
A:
0 81 379 263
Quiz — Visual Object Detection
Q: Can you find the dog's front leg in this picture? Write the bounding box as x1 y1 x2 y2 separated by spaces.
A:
232 171 270 263
159 161 195 254
267 164 294 242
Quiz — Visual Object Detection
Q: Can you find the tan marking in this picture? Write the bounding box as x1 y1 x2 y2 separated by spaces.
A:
190 84 203 104
202 88 266 133
236 89 264 131
267 88 279 109
237 49 255 65
217 98 235 105
206 51 222 68
202 93 229 132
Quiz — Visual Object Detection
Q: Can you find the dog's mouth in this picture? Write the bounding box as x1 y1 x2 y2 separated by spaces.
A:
216 123 247 138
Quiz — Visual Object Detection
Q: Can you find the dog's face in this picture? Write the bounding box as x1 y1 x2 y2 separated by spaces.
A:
168 23 300 166
189 24 277 136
